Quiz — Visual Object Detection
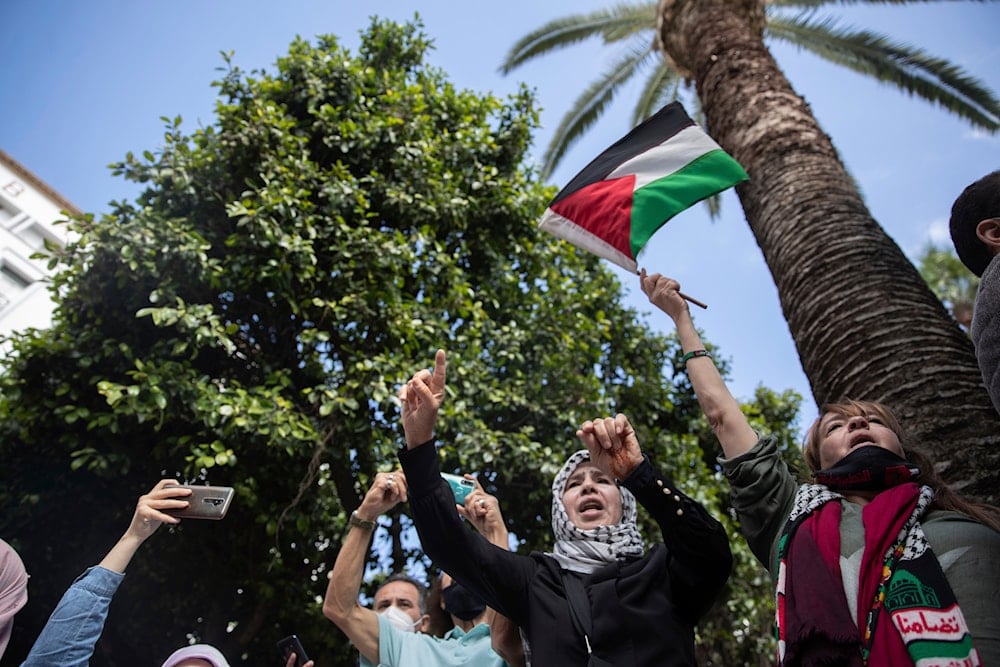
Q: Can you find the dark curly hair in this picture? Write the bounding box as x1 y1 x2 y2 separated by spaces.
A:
949 169 1000 277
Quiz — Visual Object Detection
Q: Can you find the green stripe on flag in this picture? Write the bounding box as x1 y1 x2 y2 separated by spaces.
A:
629 149 748 258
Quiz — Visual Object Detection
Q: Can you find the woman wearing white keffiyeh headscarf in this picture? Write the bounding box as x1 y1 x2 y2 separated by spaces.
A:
548 449 645 574
398 350 733 666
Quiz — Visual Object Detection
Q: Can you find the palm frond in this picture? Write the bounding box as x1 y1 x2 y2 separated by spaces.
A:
599 2 659 41
630 61 683 126
541 45 655 179
768 0 987 9
500 2 657 74
687 101 723 218
767 14 1000 130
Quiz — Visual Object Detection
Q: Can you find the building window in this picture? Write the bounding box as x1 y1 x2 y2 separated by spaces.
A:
1 262 32 290
16 220 60 254
0 196 20 226
3 181 24 197
0 261 32 312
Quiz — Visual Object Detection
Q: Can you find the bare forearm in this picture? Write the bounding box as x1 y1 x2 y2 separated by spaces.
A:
483 526 509 550
324 517 381 664
324 523 373 620
674 310 757 457
97 533 145 574
487 610 525 667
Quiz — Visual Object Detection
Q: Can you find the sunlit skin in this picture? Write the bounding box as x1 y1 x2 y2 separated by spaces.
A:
562 462 624 530
816 412 905 471
373 580 426 629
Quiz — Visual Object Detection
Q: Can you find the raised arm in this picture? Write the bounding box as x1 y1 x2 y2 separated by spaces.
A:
456 477 510 551
22 480 191 667
323 470 408 665
398 349 536 623
578 414 733 619
98 480 191 573
577 413 733 556
640 270 758 458
400 348 447 449
458 480 525 667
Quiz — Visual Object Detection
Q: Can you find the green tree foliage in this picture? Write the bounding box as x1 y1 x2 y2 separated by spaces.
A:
917 243 979 330
0 18 801 665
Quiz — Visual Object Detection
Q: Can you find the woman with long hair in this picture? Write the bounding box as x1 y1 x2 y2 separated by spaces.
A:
642 270 1000 666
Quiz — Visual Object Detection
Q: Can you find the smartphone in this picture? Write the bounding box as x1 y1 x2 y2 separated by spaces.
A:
163 484 235 520
277 634 309 666
441 473 475 504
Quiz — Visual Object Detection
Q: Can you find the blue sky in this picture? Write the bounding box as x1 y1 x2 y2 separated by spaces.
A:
3 0 999 431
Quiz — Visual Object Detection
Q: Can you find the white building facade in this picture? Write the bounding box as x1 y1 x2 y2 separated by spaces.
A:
0 149 79 354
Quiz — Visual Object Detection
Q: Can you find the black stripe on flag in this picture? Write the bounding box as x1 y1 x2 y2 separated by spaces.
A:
549 101 695 205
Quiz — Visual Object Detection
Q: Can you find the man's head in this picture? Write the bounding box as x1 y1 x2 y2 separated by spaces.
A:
950 169 1000 276
373 573 428 633
440 572 487 625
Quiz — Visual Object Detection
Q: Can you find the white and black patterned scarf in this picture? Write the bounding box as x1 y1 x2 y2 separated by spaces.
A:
547 450 645 574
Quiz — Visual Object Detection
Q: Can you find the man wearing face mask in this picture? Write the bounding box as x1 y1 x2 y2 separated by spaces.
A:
323 470 524 667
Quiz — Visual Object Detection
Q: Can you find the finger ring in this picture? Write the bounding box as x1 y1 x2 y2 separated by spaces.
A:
478 499 486 507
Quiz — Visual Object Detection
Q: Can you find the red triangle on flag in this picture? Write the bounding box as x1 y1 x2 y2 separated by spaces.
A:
549 174 636 260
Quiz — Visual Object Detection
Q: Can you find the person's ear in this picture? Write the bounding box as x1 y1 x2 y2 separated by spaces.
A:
975 217 1000 251
416 613 430 633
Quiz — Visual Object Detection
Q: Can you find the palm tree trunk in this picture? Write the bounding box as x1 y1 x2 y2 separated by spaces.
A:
657 0 1000 503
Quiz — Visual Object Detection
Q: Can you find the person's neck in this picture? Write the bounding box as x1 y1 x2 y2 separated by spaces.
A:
451 614 486 633
844 490 877 506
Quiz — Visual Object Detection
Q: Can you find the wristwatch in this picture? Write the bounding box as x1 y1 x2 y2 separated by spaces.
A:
349 509 376 531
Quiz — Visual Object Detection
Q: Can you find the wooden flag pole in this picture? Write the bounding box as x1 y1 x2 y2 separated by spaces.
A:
678 291 708 310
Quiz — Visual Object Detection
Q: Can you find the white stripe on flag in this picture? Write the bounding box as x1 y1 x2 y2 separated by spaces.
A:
607 126 723 190
538 208 638 273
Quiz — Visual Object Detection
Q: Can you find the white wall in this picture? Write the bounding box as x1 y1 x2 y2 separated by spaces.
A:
0 151 78 357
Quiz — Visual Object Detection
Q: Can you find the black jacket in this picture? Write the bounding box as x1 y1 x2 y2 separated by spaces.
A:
399 441 733 666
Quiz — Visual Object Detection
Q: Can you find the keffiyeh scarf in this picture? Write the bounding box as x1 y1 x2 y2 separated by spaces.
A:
776 447 980 666
547 450 645 574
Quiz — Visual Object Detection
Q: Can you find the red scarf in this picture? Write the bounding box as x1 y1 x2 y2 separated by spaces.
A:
777 482 979 666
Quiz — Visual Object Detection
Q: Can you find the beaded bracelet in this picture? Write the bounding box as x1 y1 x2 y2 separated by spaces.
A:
681 349 712 364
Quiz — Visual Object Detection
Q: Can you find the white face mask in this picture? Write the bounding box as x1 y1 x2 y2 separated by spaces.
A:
379 604 422 633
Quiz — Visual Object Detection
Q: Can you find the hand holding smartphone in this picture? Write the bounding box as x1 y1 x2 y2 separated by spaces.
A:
163 484 235 520
277 634 309 667
441 473 476 504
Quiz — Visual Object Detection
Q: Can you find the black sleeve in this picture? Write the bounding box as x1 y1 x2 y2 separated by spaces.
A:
621 453 733 621
398 441 537 624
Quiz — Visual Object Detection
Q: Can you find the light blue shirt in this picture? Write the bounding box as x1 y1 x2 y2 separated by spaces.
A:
360 612 507 667
21 566 123 667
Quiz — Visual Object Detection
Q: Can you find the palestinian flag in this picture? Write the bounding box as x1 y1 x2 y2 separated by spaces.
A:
539 101 748 272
